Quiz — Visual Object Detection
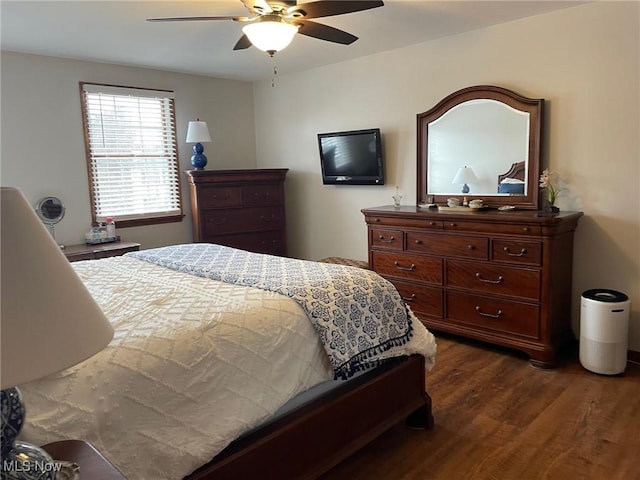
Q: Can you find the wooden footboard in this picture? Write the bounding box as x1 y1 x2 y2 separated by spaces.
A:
186 355 432 480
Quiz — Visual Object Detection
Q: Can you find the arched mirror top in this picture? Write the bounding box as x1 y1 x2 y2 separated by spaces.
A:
417 85 544 209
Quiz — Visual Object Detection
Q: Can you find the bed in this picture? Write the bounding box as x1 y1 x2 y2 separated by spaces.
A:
18 243 437 479
497 160 526 194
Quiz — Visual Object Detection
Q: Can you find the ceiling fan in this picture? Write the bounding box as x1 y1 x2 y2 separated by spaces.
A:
147 0 384 56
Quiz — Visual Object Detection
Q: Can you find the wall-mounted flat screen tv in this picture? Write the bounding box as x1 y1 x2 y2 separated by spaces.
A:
317 128 385 185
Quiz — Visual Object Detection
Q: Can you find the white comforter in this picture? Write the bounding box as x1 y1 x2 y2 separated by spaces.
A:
18 255 436 479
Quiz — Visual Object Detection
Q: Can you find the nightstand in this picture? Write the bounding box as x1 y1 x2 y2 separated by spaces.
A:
41 440 126 479
63 241 141 262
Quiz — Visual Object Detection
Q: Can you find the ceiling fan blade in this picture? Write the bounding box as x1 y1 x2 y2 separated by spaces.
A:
288 1 383 19
294 20 357 45
147 16 248 22
233 34 253 51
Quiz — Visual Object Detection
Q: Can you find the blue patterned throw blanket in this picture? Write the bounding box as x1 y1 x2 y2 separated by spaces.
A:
128 243 413 379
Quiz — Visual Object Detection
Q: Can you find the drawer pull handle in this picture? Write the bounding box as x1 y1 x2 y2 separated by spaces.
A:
402 294 417 302
475 273 504 284
475 306 503 318
213 194 231 200
414 239 423 244
503 247 527 257
467 245 475 250
254 192 270 197
523 227 530 232
394 261 416 272
378 235 395 243
450 223 457 227
429 222 437 226
260 215 278 222
374 218 381 222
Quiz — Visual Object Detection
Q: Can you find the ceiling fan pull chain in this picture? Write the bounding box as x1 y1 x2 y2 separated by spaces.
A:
272 63 278 88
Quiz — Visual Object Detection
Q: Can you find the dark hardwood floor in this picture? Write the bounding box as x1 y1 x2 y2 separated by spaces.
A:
321 334 640 480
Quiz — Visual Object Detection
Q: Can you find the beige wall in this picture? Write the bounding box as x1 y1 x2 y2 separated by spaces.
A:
1 52 257 248
252 2 640 348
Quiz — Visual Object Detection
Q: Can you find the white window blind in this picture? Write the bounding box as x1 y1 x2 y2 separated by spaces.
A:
80 83 181 225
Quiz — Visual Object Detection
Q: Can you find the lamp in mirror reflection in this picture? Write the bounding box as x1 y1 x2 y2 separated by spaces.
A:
186 119 212 170
1 187 114 479
452 166 478 194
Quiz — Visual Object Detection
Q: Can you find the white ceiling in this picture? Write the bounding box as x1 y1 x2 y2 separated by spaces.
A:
1 1 584 82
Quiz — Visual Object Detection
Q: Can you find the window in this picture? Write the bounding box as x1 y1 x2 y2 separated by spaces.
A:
80 83 182 227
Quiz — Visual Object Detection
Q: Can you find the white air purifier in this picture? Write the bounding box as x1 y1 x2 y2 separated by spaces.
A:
580 289 630 375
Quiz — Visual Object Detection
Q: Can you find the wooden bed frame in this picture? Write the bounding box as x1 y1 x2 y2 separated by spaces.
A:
186 355 433 480
498 160 526 184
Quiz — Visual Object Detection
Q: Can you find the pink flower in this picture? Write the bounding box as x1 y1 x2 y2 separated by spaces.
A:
539 169 557 204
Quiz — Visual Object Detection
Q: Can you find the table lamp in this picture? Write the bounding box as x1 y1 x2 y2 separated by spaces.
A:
186 119 212 170
452 166 478 194
1 187 114 479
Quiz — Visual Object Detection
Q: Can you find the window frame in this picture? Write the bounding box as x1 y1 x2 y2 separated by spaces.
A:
79 82 183 228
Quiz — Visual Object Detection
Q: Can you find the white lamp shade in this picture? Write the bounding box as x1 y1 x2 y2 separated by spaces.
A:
452 166 478 184
186 121 211 143
242 18 298 53
1 187 114 389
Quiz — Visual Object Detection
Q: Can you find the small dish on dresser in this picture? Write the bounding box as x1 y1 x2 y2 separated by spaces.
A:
498 205 516 211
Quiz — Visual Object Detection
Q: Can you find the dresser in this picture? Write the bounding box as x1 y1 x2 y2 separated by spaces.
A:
185 169 288 256
362 206 583 367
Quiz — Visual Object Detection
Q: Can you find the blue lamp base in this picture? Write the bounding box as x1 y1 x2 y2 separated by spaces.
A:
191 143 208 170
1 388 56 480
461 183 470 194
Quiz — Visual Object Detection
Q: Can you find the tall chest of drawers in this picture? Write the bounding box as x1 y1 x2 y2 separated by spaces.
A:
185 169 288 256
362 206 583 367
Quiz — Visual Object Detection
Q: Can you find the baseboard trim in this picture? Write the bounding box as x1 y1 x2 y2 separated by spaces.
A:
628 350 640 365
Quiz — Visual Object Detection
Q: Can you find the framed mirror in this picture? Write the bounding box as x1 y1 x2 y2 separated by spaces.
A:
417 85 544 209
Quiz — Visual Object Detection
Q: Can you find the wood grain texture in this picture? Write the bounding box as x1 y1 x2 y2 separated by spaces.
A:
320 335 640 480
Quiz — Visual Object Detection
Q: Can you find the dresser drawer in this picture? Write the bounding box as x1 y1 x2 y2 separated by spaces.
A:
492 239 542 266
370 228 404 251
447 260 540 301
242 184 283 207
366 215 443 230
447 291 540 339
212 231 285 256
407 232 488 260
391 280 443 318
198 186 242 208
372 251 442 284
204 207 284 235
443 220 541 236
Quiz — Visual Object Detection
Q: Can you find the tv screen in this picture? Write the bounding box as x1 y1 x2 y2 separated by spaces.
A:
317 128 385 185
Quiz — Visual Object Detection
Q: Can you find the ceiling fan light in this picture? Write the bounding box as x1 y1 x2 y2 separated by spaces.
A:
242 18 298 54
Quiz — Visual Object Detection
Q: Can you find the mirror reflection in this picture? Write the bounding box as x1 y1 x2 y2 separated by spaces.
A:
427 99 530 196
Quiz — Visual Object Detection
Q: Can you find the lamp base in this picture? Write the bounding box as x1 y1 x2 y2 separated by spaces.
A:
461 183 470 194
1 441 57 480
1 388 56 479
191 143 208 170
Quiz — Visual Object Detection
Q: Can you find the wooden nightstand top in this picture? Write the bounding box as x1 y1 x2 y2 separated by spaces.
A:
63 241 141 262
41 440 126 479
